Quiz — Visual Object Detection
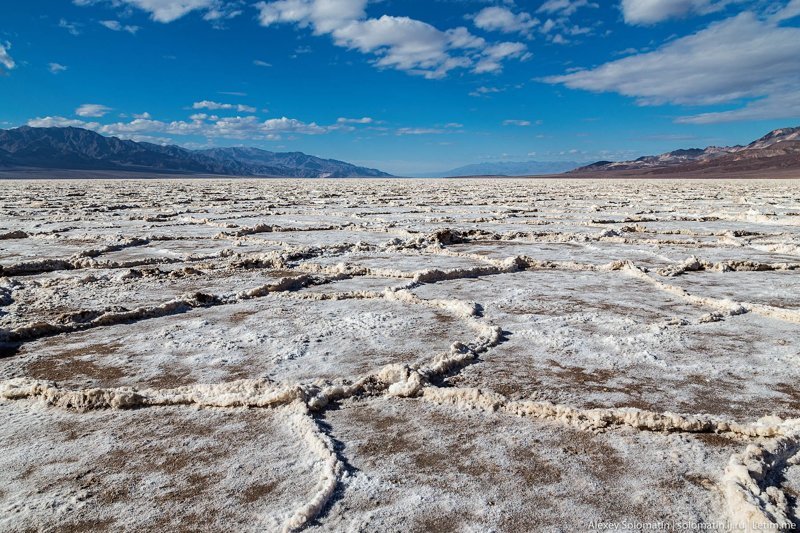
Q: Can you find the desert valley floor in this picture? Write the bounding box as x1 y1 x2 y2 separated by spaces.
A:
1 178 799 532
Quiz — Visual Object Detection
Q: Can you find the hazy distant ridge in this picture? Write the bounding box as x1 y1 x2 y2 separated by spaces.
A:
420 160 583 177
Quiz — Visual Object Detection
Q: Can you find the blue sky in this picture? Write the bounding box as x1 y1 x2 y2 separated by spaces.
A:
1 0 799 174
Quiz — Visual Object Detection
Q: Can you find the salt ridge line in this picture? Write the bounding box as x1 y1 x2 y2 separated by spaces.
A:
419 386 800 531
417 386 800 438
0 286 498 412
3 279 796 530
722 434 800 532
0 377 304 411
0 240 519 346
0 237 153 276
2 221 792 284
624 263 800 325
280 402 344 533
272 287 501 409
213 222 359 239
0 247 223 277
1 234 621 345
0 285 501 530
8 326 795 530
0 274 334 345
0 224 716 278
4 248 797 347
1 183 800 528
656 256 800 277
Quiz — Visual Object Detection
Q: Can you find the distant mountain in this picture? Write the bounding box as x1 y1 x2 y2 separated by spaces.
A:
572 127 800 175
419 160 583 177
0 126 391 178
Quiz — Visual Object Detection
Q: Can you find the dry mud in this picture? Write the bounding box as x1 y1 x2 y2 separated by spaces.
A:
1 178 799 532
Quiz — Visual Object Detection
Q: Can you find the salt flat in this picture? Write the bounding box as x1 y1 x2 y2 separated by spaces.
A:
1 178 799 532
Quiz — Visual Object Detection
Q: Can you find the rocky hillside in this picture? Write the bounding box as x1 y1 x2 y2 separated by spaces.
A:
572 127 800 174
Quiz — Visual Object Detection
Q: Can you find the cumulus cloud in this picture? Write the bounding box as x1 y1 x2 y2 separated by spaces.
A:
620 0 730 24
510 0 597 44
472 7 538 35
192 100 257 113
100 20 140 34
676 92 800 124
545 12 800 123
538 0 598 17
771 0 800 21
76 104 112 117
48 63 68 74
202 2 243 22
255 0 527 78
127 0 218 22
76 0 230 23
474 41 531 74
0 42 15 73
28 111 327 141
29 116 98 128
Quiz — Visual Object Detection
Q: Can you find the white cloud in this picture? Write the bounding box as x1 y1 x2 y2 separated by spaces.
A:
48 63 68 74
620 0 729 25
59 19 82 36
100 20 141 34
473 41 531 74
77 0 224 23
126 0 218 22
192 100 257 113
538 0 597 17
331 15 469 78
76 104 112 117
255 0 527 78
337 117 373 124
202 3 242 22
29 116 99 128
502 119 532 126
123 134 174 144
253 59 272 67
677 93 800 124
545 12 800 123
395 127 448 135
28 111 328 141
526 1 596 44
472 7 538 35
469 85 503 97
0 42 15 72
771 0 800 21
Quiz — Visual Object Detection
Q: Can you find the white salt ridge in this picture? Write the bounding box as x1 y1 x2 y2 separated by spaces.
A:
281 402 345 533
420 386 800 438
0 377 304 411
625 262 800 324
723 434 800 531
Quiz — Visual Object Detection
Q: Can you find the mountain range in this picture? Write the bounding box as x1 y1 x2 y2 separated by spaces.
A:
572 127 800 176
0 126 391 178
1 125 799 179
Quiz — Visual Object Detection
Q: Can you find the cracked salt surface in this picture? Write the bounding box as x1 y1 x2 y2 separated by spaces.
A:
1 178 799 531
